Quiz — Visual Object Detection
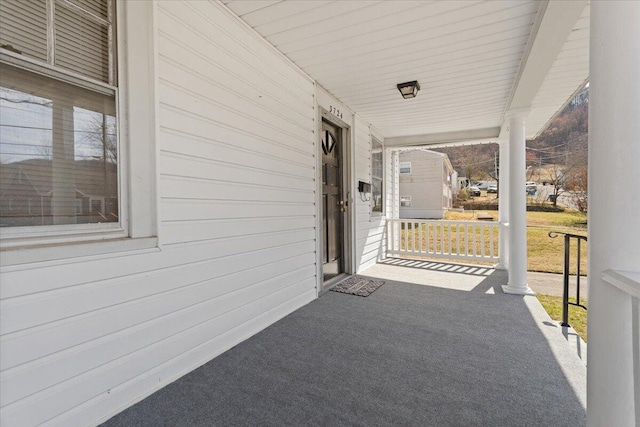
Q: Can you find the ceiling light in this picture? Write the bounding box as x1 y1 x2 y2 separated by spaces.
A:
397 81 420 99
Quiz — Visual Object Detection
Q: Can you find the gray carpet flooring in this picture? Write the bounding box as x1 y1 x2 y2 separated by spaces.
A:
102 270 586 427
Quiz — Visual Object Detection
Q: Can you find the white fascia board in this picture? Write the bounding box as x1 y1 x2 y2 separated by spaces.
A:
384 127 500 148
529 78 589 139
506 0 588 111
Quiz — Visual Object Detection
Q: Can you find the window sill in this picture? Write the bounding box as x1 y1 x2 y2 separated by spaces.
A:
0 236 159 268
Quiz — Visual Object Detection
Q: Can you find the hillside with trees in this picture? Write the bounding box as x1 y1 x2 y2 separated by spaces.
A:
433 86 589 209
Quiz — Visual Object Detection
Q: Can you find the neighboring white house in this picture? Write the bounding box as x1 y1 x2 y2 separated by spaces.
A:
0 2 638 427
399 149 455 219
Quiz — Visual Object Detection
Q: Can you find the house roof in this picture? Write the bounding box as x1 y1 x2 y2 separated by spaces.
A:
222 0 589 145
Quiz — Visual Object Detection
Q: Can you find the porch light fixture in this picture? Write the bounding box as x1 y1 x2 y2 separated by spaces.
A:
397 80 420 99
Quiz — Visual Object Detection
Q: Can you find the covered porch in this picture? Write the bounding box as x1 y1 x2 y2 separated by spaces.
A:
102 261 586 426
1 1 638 426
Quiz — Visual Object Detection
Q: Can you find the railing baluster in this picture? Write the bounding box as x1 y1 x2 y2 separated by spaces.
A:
577 238 582 301
394 221 398 253
562 234 571 326
549 231 588 328
385 219 500 262
393 220 397 253
490 224 495 258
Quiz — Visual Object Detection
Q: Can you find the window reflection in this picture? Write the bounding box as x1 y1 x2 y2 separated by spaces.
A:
0 63 118 227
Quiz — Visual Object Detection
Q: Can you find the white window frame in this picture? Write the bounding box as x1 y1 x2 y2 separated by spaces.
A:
0 1 158 265
400 196 412 208
399 161 411 174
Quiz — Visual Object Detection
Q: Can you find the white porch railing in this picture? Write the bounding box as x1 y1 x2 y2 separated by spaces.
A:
387 219 499 262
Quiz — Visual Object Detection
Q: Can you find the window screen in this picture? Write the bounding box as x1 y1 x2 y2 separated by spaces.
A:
0 1 118 229
0 0 114 84
0 63 117 227
371 138 383 214
55 4 111 82
0 0 48 62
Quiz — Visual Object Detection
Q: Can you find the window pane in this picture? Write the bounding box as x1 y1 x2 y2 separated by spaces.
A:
372 177 383 213
399 162 411 174
0 63 118 227
55 3 110 83
371 138 383 214
0 0 48 62
372 150 382 179
69 0 109 21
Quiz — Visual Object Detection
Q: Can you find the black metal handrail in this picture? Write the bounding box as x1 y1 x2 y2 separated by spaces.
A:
548 231 588 327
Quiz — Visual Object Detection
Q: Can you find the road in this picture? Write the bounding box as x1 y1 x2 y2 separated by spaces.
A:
528 271 588 299
530 185 585 211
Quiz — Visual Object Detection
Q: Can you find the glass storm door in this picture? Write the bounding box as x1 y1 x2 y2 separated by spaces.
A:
321 120 344 282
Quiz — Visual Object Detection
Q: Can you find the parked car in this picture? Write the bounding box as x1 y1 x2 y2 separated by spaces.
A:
468 186 481 197
487 185 498 194
473 181 496 190
526 181 537 191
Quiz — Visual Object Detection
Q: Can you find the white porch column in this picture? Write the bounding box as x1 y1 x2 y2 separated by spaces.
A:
588 2 640 426
495 137 510 270
502 110 534 295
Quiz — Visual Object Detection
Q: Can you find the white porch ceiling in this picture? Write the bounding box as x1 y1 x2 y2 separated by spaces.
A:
222 0 590 142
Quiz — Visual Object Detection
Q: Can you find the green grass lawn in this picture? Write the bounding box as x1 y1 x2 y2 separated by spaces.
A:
444 210 587 274
537 294 588 342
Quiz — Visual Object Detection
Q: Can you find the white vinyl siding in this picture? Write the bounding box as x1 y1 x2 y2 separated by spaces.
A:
0 3 316 426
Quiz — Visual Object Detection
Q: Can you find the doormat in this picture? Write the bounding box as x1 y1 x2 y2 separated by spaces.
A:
330 276 385 297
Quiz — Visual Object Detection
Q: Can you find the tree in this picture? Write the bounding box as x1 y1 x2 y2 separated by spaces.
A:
566 166 588 213
545 163 576 208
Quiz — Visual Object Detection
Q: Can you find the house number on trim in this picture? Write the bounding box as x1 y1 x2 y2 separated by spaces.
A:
329 106 343 120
